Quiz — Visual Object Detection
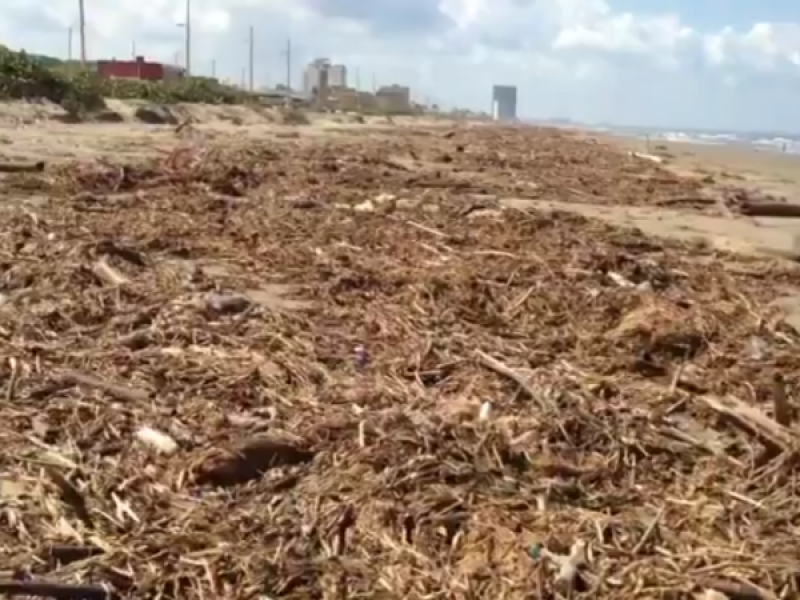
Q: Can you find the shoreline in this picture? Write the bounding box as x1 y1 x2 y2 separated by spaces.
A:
584 129 800 204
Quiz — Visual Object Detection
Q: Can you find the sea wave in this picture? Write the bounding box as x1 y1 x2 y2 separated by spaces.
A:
621 128 800 154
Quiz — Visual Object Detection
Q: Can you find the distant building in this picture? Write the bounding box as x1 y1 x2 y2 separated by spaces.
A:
303 58 327 94
328 64 347 88
376 84 411 113
491 85 517 121
303 58 348 94
96 56 184 82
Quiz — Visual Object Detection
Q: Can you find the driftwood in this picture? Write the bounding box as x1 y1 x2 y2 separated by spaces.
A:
194 437 315 487
60 370 152 403
0 160 45 173
697 394 797 457
739 201 800 218
475 350 552 411
43 544 104 566
0 581 116 600
92 258 129 286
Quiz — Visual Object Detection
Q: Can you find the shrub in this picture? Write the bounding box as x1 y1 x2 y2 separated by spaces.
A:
0 45 256 112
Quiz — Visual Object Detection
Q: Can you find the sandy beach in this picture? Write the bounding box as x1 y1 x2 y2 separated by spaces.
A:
3 99 799 261
3 102 800 598
558 130 800 259
609 132 800 200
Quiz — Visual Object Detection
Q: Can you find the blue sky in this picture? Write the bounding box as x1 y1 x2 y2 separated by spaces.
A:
2 0 800 131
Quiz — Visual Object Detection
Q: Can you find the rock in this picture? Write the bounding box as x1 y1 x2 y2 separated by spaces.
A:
134 104 177 125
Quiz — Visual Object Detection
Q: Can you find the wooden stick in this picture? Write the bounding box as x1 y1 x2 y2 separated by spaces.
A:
697 394 796 456
772 374 793 426
0 160 45 173
475 350 550 410
92 259 128 286
739 202 800 218
60 370 151 403
0 581 116 600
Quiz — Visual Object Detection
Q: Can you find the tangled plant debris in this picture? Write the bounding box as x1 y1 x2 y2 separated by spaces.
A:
2 125 800 599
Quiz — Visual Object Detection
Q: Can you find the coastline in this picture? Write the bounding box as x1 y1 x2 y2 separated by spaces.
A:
585 130 800 204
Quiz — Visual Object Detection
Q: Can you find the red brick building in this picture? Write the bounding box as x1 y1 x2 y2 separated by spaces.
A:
96 56 184 82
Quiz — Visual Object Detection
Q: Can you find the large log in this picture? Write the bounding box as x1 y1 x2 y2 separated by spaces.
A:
739 201 800 218
0 160 45 173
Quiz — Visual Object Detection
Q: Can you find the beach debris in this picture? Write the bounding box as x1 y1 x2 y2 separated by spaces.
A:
529 540 589 589
744 336 769 361
135 426 179 455
0 160 45 173
204 291 251 315
0 121 794 599
478 400 492 421
59 370 151 403
92 257 128 286
194 437 315 487
0 580 118 600
354 344 369 369
628 151 664 163
739 201 800 218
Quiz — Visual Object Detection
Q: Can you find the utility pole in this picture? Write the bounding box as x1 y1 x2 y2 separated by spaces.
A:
78 0 86 63
184 0 191 75
211 59 216 78
248 26 254 91
67 27 73 61
132 41 140 77
285 38 292 90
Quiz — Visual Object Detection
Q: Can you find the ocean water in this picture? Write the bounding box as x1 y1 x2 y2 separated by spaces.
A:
589 124 800 155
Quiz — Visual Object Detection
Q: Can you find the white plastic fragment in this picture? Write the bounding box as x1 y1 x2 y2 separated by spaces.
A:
478 401 492 421
541 540 587 585
135 426 178 455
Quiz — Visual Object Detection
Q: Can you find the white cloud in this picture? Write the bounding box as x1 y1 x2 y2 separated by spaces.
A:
2 0 800 131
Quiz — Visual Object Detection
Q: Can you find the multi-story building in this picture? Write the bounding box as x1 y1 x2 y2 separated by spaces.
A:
491 85 517 121
328 64 347 88
303 58 348 94
303 58 327 95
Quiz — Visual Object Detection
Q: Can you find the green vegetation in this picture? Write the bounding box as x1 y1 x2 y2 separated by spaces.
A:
0 45 257 116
